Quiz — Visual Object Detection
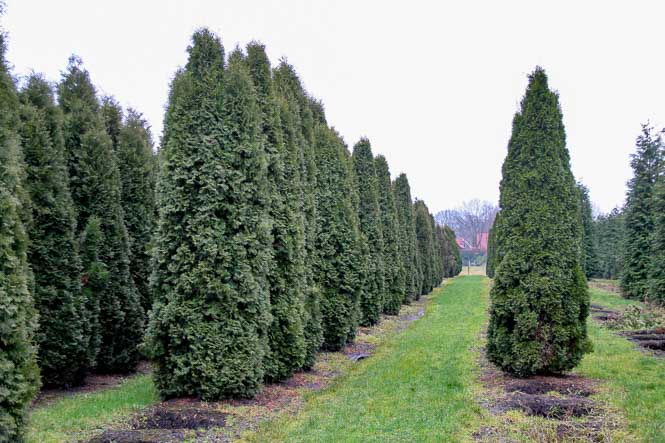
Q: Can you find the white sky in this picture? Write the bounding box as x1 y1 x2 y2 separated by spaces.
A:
4 0 665 214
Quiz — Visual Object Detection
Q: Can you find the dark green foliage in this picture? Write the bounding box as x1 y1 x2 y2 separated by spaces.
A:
414 200 436 296
313 126 364 350
650 172 665 304
621 125 663 300
593 208 624 280
246 42 306 382
486 215 498 278
101 96 122 151
430 212 444 288
116 109 156 314
273 62 322 368
79 216 105 368
374 155 405 315
145 31 272 400
393 174 419 302
487 68 591 376
59 57 143 373
352 138 385 325
438 225 461 278
18 75 88 387
578 183 598 278
0 30 39 441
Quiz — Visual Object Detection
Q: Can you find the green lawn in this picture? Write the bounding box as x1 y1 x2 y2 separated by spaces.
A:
244 276 488 442
26 374 158 443
574 288 665 442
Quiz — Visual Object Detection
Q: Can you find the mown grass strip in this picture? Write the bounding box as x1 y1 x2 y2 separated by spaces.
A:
574 288 665 442
26 374 158 443
244 276 488 442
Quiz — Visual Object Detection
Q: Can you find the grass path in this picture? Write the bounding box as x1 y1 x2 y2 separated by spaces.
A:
244 276 489 442
574 288 665 442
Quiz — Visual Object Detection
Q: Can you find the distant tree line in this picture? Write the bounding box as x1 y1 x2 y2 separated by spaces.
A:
0 25 462 439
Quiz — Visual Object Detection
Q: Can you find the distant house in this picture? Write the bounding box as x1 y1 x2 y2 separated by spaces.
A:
456 232 489 253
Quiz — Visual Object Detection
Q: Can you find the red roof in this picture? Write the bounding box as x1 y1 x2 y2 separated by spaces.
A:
456 233 489 253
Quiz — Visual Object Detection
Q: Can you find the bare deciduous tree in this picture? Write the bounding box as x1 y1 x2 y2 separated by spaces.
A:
435 199 498 249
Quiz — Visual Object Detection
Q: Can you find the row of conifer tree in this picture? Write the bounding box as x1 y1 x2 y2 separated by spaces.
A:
0 27 461 439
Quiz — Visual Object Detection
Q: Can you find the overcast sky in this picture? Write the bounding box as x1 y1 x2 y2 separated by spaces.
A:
4 0 664 214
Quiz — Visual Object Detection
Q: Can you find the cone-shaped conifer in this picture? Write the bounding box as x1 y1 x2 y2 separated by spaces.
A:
0 28 39 440
650 172 665 304
375 155 405 314
313 126 364 350
59 57 143 373
352 138 385 324
393 174 419 302
145 31 271 400
578 183 598 278
18 75 88 387
414 200 436 295
246 42 307 381
487 67 591 376
116 109 156 314
272 62 323 368
621 125 663 299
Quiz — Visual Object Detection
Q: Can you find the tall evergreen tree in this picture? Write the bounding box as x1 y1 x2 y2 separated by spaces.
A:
145 32 272 400
313 126 364 350
438 225 461 278
621 125 663 299
100 96 122 151
593 208 624 280
273 61 323 368
0 27 39 441
486 215 499 278
430 211 443 287
18 75 88 387
578 182 598 278
414 199 435 295
352 138 385 325
487 68 591 376
393 173 419 302
649 149 665 304
246 42 306 381
116 109 156 314
375 155 405 314
59 57 143 373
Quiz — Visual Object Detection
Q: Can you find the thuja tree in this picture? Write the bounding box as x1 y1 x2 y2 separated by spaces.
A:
438 225 461 278
145 32 272 400
621 125 663 299
18 75 88 387
0 28 39 441
414 199 435 295
313 125 364 350
578 182 598 278
375 155 405 314
246 42 306 381
352 138 385 324
273 61 323 368
487 67 591 376
486 215 498 278
59 57 143 373
101 96 122 151
429 211 443 288
116 109 156 314
393 173 419 302
593 208 624 279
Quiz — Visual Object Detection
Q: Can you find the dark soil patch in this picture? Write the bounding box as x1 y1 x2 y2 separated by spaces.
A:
88 429 189 443
504 375 595 397
343 341 376 362
503 393 594 418
622 329 665 355
589 304 619 323
133 406 228 430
